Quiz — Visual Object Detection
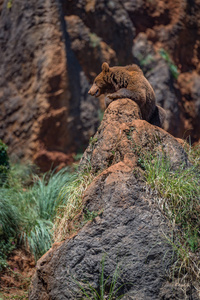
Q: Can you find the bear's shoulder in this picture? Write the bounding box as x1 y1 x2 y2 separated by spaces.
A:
110 64 143 74
124 64 143 73
108 64 144 88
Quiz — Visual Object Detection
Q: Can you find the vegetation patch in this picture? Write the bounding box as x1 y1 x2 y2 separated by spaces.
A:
89 136 98 146
89 33 102 48
0 142 95 272
159 48 179 79
54 166 94 242
7 0 13 9
0 163 75 264
73 255 128 300
139 54 155 67
0 158 95 297
141 145 200 281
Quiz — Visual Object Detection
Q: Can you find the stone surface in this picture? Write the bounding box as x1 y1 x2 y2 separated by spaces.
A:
29 100 197 300
80 99 188 173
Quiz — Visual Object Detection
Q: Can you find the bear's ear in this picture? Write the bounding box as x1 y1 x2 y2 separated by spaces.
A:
102 62 109 72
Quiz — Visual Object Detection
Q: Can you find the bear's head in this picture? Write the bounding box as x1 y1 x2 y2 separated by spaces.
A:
88 62 116 97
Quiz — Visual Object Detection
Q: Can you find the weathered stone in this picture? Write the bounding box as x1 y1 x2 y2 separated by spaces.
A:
80 99 188 173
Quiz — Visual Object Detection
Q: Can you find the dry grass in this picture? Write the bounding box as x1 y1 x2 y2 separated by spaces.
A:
53 169 94 242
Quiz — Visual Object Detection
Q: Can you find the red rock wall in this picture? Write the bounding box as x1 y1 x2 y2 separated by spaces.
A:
0 0 100 171
0 0 199 170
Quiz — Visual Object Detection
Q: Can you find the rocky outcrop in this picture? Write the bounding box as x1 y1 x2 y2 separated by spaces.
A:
29 99 197 300
80 99 188 173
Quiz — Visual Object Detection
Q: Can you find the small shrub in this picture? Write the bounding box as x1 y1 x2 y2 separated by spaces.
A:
0 237 16 271
83 209 99 222
89 33 102 48
89 136 98 145
73 152 83 162
159 48 179 79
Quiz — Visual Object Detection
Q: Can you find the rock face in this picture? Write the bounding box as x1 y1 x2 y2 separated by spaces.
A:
29 100 197 300
0 0 200 170
0 0 99 170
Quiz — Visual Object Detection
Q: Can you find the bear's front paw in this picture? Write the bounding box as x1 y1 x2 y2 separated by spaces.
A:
105 95 113 107
106 93 114 99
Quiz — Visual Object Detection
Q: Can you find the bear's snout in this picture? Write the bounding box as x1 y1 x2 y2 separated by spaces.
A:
88 83 100 97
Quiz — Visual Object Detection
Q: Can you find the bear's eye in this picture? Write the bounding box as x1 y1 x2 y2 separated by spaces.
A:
95 79 105 88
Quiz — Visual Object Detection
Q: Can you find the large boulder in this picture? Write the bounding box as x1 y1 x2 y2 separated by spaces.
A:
29 99 196 300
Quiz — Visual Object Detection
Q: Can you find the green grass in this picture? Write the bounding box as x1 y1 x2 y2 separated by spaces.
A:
0 185 20 270
20 168 74 259
144 157 200 233
187 143 200 168
74 255 126 300
0 158 94 268
0 164 75 263
159 48 179 79
141 146 200 280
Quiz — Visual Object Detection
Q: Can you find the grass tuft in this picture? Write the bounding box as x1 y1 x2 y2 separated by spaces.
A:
159 48 179 79
142 146 200 281
18 168 73 260
54 167 94 242
0 164 74 261
74 255 126 300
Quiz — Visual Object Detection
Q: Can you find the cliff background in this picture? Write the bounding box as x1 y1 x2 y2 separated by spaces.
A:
0 1 200 299
0 0 200 171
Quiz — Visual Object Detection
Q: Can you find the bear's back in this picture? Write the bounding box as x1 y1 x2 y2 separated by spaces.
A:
110 64 143 75
125 64 143 74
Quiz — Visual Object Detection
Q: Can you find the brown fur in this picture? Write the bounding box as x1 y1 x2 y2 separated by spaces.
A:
88 62 166 128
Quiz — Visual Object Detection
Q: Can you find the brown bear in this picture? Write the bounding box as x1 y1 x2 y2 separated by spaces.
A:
88 62 166 128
